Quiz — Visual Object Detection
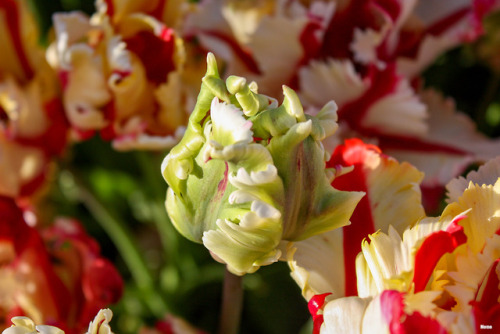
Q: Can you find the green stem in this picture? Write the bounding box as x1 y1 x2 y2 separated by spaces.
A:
151 201 180 260
217 268 244 334
75 173 169 317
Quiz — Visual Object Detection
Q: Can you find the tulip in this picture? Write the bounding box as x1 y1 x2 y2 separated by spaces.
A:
290 150 500 333
85 309 114 334
288 139 425 299
0 0 68 198
161 53 363 275
316 290 447 334
0 197 123 333
2 317 63 334
2 309 115 334
47 3 188 150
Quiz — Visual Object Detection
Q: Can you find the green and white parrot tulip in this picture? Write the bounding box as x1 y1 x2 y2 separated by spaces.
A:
161 53 363 275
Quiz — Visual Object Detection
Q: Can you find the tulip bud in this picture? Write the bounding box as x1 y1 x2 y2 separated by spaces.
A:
161 53 363 275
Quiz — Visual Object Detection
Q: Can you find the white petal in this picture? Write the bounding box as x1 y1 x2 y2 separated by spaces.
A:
299 59 367 108
210 98 253 145
446 156 500 203
322 296 371 334
362 78 427 137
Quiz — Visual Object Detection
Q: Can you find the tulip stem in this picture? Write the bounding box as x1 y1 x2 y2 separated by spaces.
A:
217 268 244 334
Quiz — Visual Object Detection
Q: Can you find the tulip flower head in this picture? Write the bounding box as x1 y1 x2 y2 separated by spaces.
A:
47 2 188 150
289 149 500 333
0 197 123 333
0 0 68 198
85 309 114 334
288 139 426 300
297 203 468 333
2 309 114 334
161 53 363 275
2 317 63 334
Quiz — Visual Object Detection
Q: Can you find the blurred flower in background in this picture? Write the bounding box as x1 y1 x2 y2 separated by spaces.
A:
46 0 190 150
0 0 68 199
2 308 113 334
0 196 123 333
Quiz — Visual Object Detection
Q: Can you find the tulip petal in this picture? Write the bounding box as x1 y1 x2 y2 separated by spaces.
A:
413 214 467 292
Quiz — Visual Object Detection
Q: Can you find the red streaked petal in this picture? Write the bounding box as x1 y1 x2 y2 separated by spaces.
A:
328 138 424 296
425 6 469 36
0 196 31 251
15 98 69 157
318 0 399 60
329 139 378 296
473 259 500 316
18 166 47 198
124 27 177 85
2 197 71 321
379 290 448 334
337 65 399 129
413 215 467 292
313 314 324 334
472 259 500 333
308 292 332 318
402 311 448 334
309 293 331 334
378 134 467 155
148 0 167 21
0 0 34 80
421 184 446 215
103 0 114 17
201 30 261 75
445 214 468 246
80 258 124 324
380 290 404 333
